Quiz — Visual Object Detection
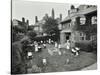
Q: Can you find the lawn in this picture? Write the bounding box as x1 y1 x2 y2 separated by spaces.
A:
27 44 97 73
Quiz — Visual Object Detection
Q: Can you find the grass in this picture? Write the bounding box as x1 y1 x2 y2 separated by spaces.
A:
27 44 97 73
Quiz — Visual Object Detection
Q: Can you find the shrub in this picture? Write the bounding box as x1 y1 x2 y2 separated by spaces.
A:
75 42 95 52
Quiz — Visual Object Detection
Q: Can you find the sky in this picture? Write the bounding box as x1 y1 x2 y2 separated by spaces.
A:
12 0 80 25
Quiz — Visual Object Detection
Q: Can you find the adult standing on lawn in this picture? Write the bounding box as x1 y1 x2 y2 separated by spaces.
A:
66 40 70 49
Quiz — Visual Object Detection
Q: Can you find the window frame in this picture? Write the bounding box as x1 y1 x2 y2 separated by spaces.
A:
91 16 97 24
79 32 86 41
80 17 86 25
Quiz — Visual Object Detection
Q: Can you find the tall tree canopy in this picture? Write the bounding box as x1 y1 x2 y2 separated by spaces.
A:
42 17 59 35
42 17 60 41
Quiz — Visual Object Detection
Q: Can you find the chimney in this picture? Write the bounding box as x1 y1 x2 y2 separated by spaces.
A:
60 14 62 21
35 16 38 23
51 8 55 19
22 17 25 23
71 5 75 9
26 20 29 25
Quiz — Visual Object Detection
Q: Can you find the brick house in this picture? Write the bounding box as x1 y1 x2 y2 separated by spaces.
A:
60 5 97 51
12 17 29 34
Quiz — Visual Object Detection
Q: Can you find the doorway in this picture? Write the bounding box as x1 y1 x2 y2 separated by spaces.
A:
65 33 71 41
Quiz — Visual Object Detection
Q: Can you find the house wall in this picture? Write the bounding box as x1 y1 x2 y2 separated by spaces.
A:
60 32 66 44
34 26 39 31
60 6 97 48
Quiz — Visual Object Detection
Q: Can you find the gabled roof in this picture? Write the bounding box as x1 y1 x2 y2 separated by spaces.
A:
61 16 71 23
61 6 97 24
77 6 97 15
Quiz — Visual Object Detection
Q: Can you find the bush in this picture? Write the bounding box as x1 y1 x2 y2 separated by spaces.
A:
75 42 95 52
11 44 27 74
12 32 24 42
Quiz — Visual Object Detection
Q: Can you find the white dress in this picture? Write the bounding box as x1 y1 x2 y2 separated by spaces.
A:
35 45 38 52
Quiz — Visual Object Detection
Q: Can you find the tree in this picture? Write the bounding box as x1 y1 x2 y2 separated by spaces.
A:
28 25 34 31
42 17 60 41
11 43 27 74
27 31 37 40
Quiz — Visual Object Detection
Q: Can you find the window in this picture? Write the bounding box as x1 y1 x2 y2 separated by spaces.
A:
91 16 97 24
80 17 86 25
80 37 85 40
69 23 71 27
79 32 85 40
80 33 82 36
91 35 96 41
86 36 90 40
80 32 84 36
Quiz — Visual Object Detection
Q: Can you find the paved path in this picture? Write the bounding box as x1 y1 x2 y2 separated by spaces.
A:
81 63 97 70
